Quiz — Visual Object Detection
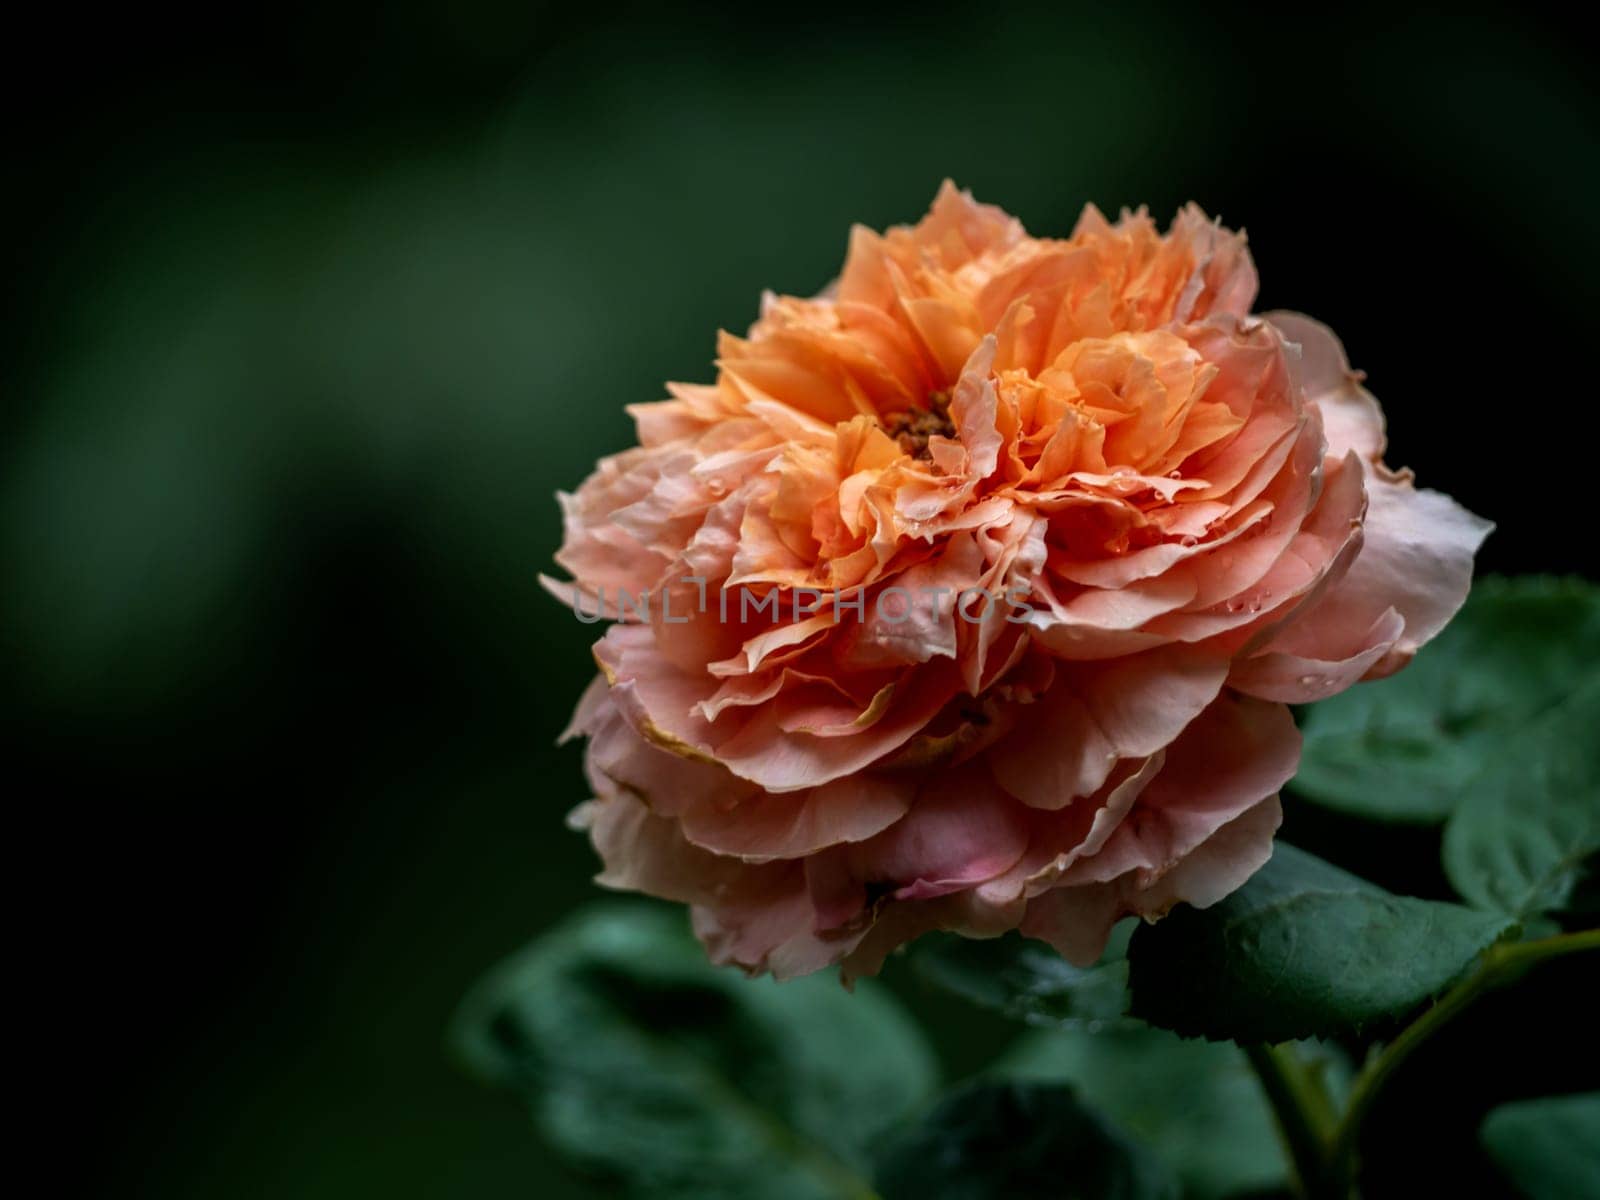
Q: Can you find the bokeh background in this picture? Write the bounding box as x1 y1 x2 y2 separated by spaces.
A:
9 3 1596 1196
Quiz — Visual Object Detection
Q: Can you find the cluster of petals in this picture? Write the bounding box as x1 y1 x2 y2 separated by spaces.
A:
548 182 1490 979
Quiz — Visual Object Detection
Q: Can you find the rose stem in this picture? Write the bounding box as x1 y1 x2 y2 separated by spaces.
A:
1322 926 1600 1197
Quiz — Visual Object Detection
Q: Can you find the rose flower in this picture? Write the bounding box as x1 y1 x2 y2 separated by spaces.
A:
545 183 1489 980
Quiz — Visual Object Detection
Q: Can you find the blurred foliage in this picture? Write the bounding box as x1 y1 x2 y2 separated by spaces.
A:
5 2 1597 1197
453 902 936 1199
906 926 1133 1029
998 1026 1289 1199
1442 676 1600 921
1480 1093 1600 1199
875 1079 1181 1200
1295 577 1600 822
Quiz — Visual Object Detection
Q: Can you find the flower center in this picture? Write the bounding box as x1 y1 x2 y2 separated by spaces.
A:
883 390 954 459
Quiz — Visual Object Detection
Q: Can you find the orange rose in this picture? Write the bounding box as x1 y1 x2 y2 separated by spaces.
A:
546 183 1490 978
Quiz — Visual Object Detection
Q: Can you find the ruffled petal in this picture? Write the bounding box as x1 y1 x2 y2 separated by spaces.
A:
988 649 1228 807
1268 311 1387 463
1273 463 1492 678
679 773 914 861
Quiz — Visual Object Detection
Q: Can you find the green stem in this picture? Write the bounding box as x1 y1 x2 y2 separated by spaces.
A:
1244 1043 1339 1199
1324 928 1600 1196
1243 929 1598 1200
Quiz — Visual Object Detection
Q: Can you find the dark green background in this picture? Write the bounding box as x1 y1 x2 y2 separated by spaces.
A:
8 3 1595 1195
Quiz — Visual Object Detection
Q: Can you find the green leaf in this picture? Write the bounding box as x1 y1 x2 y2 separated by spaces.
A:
1481 1093 1600 1199
1443 679 1600 919
996 1025 1289 1198
907 927 1131 1028
1294 576 1600 822
451 901 937 1200
874 1080 1180 1200
1127 843 1515 1042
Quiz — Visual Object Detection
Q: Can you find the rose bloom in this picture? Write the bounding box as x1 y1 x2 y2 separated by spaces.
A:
546 183 1489 980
